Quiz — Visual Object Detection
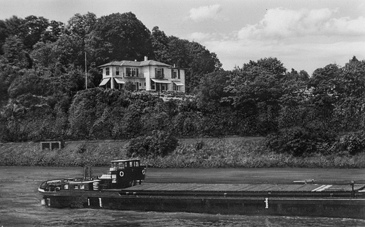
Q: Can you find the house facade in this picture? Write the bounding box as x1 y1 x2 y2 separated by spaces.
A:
98 57 185 93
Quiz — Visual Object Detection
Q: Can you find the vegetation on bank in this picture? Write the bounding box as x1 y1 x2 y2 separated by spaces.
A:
1 138 364 168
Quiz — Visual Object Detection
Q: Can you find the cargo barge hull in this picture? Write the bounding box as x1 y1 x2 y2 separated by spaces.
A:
40 183 365 219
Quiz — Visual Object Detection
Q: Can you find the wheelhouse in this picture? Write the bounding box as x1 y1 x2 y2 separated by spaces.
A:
110 159 141 171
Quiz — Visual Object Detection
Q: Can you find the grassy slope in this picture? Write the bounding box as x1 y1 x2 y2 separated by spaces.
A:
1 137 364 168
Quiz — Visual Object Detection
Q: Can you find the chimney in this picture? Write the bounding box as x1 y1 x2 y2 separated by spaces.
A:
144 56 148 61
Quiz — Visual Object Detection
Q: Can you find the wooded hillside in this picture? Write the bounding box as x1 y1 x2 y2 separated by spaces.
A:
1 12 365 157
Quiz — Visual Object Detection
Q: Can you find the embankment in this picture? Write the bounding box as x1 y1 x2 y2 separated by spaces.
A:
1 137 365 168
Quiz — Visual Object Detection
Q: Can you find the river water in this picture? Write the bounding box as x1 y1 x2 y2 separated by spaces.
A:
0 166 364 227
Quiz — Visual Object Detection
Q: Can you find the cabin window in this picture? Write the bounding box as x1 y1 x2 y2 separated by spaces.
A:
135 161 140 167
106 67 110 76
80 185 85 190
74 185 79 189
64 184 69 190
118 162 125 169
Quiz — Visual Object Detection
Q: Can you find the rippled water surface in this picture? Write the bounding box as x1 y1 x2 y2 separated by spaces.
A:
1 166 364 227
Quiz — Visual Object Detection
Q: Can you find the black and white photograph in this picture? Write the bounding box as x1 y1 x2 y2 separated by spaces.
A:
0 0 365 226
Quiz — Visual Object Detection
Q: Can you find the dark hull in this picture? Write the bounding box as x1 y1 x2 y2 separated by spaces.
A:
39 183 365 219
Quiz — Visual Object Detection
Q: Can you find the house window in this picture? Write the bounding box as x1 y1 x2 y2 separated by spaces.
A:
116 67 120 76
178 70 180 79
155 68 164 79
172 70 177 79
106 67 110 76
173 84 179 91
151 80 155 90
126 68 139 77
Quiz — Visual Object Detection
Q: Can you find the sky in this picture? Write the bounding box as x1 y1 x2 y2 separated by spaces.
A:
1 0 365 74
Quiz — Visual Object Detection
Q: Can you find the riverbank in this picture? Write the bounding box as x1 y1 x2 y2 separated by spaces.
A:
1 137 365 168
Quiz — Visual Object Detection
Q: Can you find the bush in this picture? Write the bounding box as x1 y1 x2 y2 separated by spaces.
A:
126 130 178 157
265 126 334 156
330 131 365 155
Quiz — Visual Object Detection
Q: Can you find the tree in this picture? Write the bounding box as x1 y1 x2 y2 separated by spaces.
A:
331 57 365 131
0 20 8 54
225 58 288 134
31 41 57 69
166 37 221 93
2 36 32 68
67 12 97 68
306 64 341 132
197 70 230 111
92 12 153 64
23 15 50 49
186 42 221 92
52 33 82 67
4 16 26 39
41 20 64 43
151 26 169 63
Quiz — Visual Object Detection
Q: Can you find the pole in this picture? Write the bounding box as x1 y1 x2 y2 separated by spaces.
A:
85 52 87 89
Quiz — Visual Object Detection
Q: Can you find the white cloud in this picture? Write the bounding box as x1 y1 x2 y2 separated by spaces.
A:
189 32 212 41
189 4 222 22
205 38 365 73
237 8 365 40
191 7 365 74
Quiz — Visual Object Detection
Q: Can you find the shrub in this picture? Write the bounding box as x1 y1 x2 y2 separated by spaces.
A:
265 126 334 156
126 130 178 157
330 131 365 155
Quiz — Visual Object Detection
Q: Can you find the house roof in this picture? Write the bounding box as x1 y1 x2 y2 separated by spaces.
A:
120 60 142 67
99 60 172 68
139 60 171 67
98 61 123 67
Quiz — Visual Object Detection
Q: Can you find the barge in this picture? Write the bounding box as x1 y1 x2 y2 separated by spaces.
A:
38 159 365 219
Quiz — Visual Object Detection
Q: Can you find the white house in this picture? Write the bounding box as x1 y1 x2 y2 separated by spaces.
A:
98 57 185 93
